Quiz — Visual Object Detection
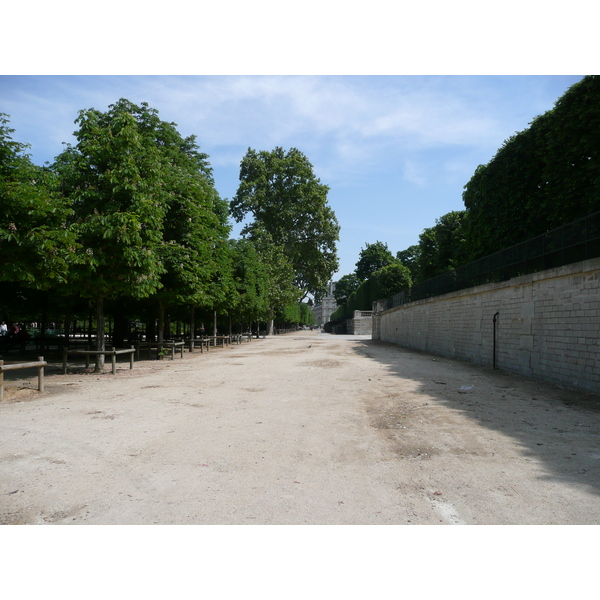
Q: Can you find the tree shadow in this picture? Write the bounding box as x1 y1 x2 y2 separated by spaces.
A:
351 339 600 496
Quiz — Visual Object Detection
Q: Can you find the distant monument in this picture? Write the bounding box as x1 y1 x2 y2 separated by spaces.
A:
311 281 338 328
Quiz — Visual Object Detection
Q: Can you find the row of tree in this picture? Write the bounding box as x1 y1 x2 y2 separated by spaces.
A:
331 75 600 318
1 100 340 369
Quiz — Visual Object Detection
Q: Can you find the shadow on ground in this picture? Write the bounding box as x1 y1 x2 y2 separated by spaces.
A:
351 339 600 496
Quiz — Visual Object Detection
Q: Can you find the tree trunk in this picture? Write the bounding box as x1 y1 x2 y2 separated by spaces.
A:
87 309 93 345
158 299 165 344
189 306 195 340
64 311 71 344
267 308 274 336
94 295 105 373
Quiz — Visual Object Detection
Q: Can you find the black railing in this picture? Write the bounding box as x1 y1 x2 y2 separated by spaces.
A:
385 210 600 310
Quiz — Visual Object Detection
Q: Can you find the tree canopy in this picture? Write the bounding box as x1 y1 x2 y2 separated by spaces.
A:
51 99 233 367
332 273 360 305
0 114 77 288
231 147 340 298
354 241 397 282
462 75 600 260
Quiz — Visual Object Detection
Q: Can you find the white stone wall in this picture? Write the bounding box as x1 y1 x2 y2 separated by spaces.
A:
378 258 600 394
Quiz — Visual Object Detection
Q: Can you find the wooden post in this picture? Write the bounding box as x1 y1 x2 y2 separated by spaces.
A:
130 345 134 370
62 349 68 375
0 359 4 401
38 356 44 393
111 346 116 374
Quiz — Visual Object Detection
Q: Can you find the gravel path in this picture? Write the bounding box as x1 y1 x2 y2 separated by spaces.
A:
2 331 600 525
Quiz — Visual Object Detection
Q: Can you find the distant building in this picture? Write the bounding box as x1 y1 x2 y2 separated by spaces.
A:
311 281 338 327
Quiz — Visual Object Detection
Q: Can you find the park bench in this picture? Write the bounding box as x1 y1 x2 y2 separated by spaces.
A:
159 341 185 360
62 346 136 374
133 341 184 360
188 337 210 353
0 356 47 400
209 335 230 348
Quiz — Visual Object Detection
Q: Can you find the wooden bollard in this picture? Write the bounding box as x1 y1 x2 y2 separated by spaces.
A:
130 345 135 370
0 359 4 401
112 347 116 374
38 356 44 393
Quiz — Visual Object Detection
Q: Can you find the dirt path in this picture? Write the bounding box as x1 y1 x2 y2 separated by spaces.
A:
2 331 600 525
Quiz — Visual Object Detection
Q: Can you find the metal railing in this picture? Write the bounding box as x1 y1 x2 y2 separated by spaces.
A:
385 210 600 310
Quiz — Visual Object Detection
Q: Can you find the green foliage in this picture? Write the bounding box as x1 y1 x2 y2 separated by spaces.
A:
332 273 360 304
396 245 419 280
463 75 600 260
53 100 169 302
371 262 412 299
275 301 315 326
226 238 270 322
331 262 411 320
0 114 78 288
415 210 466 282
231 146 340 297
354 240 397 281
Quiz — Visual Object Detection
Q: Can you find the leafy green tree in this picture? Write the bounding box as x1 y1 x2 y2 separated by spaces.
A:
415 211 466 282
0 114 77 288
139 107 231 344
332 273 360 304
371 263 412 299
396 245 420 280
226 238 269 328
231 147 340 298
53 99 171 370
355 241 397 282
252 231 300 334
462 75 600 260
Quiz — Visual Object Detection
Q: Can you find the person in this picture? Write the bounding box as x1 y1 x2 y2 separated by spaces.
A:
0 321 7 336
200 323 205 336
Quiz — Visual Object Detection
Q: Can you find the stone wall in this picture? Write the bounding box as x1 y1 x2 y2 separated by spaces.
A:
349 311 373 335
375 257 600 394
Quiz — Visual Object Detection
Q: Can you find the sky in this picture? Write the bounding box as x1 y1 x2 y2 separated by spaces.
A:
0 74 585 280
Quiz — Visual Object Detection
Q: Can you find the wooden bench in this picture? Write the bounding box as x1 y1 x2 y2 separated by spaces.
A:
133 341 184 360
209 335 230 348
188 337 210 353
0 357 47 400
62 346 136 374
159 341 185 360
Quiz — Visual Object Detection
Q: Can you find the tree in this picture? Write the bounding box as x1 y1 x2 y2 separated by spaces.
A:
231 147 340 299
53 99 171 371
226 238 269 328
371 263 412 299
415 211 466 282
396 245 419 281
0 114 77 288
462 75 600 260
140 107 231 344
332 273 360 304
355 241 397 282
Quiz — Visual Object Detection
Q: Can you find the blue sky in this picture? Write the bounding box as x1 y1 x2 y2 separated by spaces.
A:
0 75 584 279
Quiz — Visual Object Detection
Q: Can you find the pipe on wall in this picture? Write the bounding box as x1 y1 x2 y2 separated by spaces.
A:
493 311 500 369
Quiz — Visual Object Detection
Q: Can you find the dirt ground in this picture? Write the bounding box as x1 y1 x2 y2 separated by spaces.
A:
1 330 600 525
